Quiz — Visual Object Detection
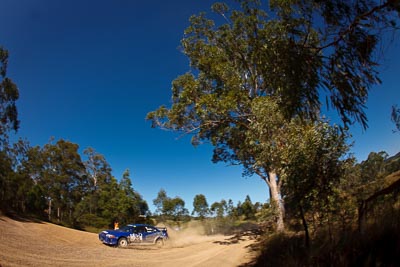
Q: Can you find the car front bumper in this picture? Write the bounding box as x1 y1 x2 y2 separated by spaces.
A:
99 232 118 246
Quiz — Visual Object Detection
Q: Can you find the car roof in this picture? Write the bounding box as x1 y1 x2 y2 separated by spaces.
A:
126 224 154 227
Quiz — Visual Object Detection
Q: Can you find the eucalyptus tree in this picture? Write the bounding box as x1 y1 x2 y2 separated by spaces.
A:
161 195 188 220
153 189 188 221
0 46 19 149
226 199 235 217
40 140 87 222
100 170 149 225
18 139 87 222
0 147 14 209
6 139 37 213
167 197 189 222
210 200 227 218
0 46 19 209
80 148 113 216
0 139 28 211
97 175 120 223
281 120 351 246
192 194 209 219
147 0 399 231
241 195 256 220
118 169 149 222
153 188 168 216
19 145 47 212
392 105 400 132
68 147 113 226
83 147 112 190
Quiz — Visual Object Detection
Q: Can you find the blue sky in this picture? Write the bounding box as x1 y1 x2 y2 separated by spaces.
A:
1 0 399 212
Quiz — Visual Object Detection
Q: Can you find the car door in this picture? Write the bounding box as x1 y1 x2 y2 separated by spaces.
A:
142 226 158 243
133 226 146 242
127 227 138 243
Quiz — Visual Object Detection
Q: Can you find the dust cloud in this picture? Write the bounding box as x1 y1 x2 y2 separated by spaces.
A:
158 221 224 248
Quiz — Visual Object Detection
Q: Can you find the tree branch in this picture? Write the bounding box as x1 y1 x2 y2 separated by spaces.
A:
314 0 394 53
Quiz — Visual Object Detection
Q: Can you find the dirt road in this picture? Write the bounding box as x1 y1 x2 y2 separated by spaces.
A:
0 216 257 267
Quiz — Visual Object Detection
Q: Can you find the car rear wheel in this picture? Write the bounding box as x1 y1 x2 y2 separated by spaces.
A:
118 238 128 248
155 238 164 247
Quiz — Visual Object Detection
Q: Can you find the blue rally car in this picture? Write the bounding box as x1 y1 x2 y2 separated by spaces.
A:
99 224 168 248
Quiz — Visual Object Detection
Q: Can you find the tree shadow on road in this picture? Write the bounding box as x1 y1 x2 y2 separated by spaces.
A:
2 210 44 223
213 225 264 246
211 223 269 267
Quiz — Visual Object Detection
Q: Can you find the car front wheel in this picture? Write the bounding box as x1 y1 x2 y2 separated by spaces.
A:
118 238 128 248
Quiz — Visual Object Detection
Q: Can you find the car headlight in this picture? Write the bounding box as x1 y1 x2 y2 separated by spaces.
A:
106 234 116 239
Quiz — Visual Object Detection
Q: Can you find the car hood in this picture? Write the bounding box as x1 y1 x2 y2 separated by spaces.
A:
100 229 126 236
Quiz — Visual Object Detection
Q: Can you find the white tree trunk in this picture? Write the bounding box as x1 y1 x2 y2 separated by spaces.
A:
48 199 52 221
268 171 285 232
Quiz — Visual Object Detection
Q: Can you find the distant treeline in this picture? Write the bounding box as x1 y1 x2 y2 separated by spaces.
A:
0 139 150 228
1 133 399 233
0 136 281 230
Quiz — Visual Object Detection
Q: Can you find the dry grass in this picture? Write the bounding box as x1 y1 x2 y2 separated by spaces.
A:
247 208 400 267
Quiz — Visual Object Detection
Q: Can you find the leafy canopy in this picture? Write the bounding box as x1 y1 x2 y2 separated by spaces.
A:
192 194 209 218
0 47 19 147
147 0 398 230
148 0 399 136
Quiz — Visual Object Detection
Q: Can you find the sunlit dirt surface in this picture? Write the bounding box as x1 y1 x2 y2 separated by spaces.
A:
0 216 257 267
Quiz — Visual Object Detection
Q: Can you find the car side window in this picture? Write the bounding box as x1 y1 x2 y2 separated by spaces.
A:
145 226 156 232
136 226 146 233
120 226 131 232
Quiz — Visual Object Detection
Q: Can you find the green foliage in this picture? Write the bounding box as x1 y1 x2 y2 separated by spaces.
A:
391 105 400 132
340 151 400 207
0 46 20 210
241 195 256 220
357 151 389 198
252 201 400 267
210 196 259 222
153 188 168 215
192 194 209 219
282 121 352 238
257 202 279 230
77 213 109 229
210 199 227 218
78 147 113 220
26 184 47 214
153 189 189 222
0 46 19 148
386 152 400 174
0 139 38 212
205 196 262 235
36 139 87 223
0 137 149 228
96 176 120 222
167 197 189 221
116 169 149 223
148 0 399 134
147 0 399 231
0 150 16 209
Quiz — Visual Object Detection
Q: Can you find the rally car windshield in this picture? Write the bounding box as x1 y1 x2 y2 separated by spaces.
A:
119 226 132 232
